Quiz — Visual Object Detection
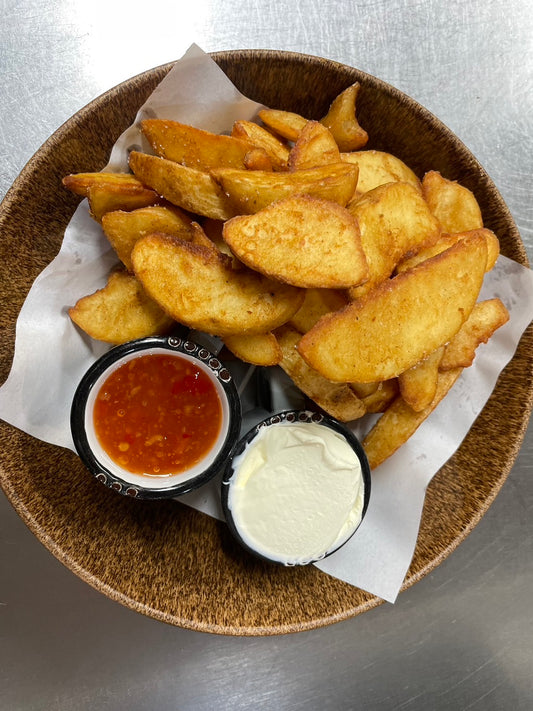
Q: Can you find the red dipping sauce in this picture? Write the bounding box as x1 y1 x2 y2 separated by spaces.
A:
93 353 223 476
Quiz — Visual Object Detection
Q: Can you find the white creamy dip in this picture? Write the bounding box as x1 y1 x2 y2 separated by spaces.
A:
227 421 365 565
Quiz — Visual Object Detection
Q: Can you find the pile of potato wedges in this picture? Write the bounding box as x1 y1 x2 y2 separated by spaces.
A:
63 83 509 468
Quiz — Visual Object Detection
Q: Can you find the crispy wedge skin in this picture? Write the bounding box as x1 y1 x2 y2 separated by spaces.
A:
101 205 193 271
290 288 348 334
128 151 235 221
422 170 483 233
87 184 161 222
347 181 441 299
243 148 273 171
201 218 241 263
62 172 146 197
341 150 421 194
357 379 399 414
223 332 282 366
440 298 510 370
222 195 368 289
63 171 161 222
396 228 500 274
319 83 368 151
297 233 488 383
362 368 463 469
257 109 308 142
212 163 359 214
398 346 445 412
276 325 366 421
69 271 174 344
141 119 255 171
232 120 289 171
287 121 340 171
131 233 304 336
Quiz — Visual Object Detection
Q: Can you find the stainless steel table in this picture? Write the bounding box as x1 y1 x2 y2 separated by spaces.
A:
1 1 532 708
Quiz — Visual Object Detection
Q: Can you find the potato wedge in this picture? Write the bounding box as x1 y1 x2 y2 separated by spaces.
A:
201 217 241 263
357 379 399 414
222 195 368 289
212 162 359 214
188 221 220 251
257 108 308 142
362 368 463 469
244 148 273 171
440 298 509 370
232 119 289 171
347 181 441 299
422 170 483 233
128 151 235 221
290 288 348 334
87 184 162 223
276 324 366 421
341 150 421 194
398 346 445 412
62 172 147 197
69 270 174 344
287 121 340 171
132 233 304 336
350 382 379 398
298 233 488 383
396 228 500 274
223 332 282 366
320 83 368 151
63 171 162 221
141 118 255 171
101 205 193 271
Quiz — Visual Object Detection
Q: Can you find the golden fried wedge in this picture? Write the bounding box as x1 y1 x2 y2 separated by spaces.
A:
222 195 368 289
101 205 193 271
62 172 147 197
396 228 500 274
287 121 340 171
398 346 445 412
86 183 161 222
350 382 379 398
188 222 220 251
346 181 441 299
357 379 399 414
132 233 304 336
440 298 509 370
320 83 368 151
212 162 359 214
141 119 256 171
290 288 348 334
201 218 241 264
128 151 235 221
341 150 421 194
298 233 488 383
69 270 174 344
223 332 282 366
243 148 273 171
232 120 289 171
362 368 463 469
257 109 308 142
276 325 366 422
422 170 483 233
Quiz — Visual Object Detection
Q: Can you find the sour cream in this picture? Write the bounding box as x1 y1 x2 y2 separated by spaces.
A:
226 420 366 565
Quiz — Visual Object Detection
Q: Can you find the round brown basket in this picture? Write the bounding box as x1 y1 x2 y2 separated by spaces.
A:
1 50 531 635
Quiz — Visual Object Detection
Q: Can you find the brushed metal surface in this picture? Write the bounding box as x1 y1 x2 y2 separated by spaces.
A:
1 0 532 708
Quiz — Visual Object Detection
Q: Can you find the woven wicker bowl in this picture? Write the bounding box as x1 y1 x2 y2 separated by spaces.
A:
1 50 532 635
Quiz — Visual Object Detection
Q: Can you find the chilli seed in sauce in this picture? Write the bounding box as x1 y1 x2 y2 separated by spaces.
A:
93 353 222 476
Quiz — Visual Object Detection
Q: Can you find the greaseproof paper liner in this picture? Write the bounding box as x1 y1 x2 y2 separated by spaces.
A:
1 44 532 603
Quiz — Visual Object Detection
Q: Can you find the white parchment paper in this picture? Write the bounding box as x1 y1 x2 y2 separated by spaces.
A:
1 44 532 603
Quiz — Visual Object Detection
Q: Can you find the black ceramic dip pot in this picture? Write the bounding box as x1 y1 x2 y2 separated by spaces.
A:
71 335 241 499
